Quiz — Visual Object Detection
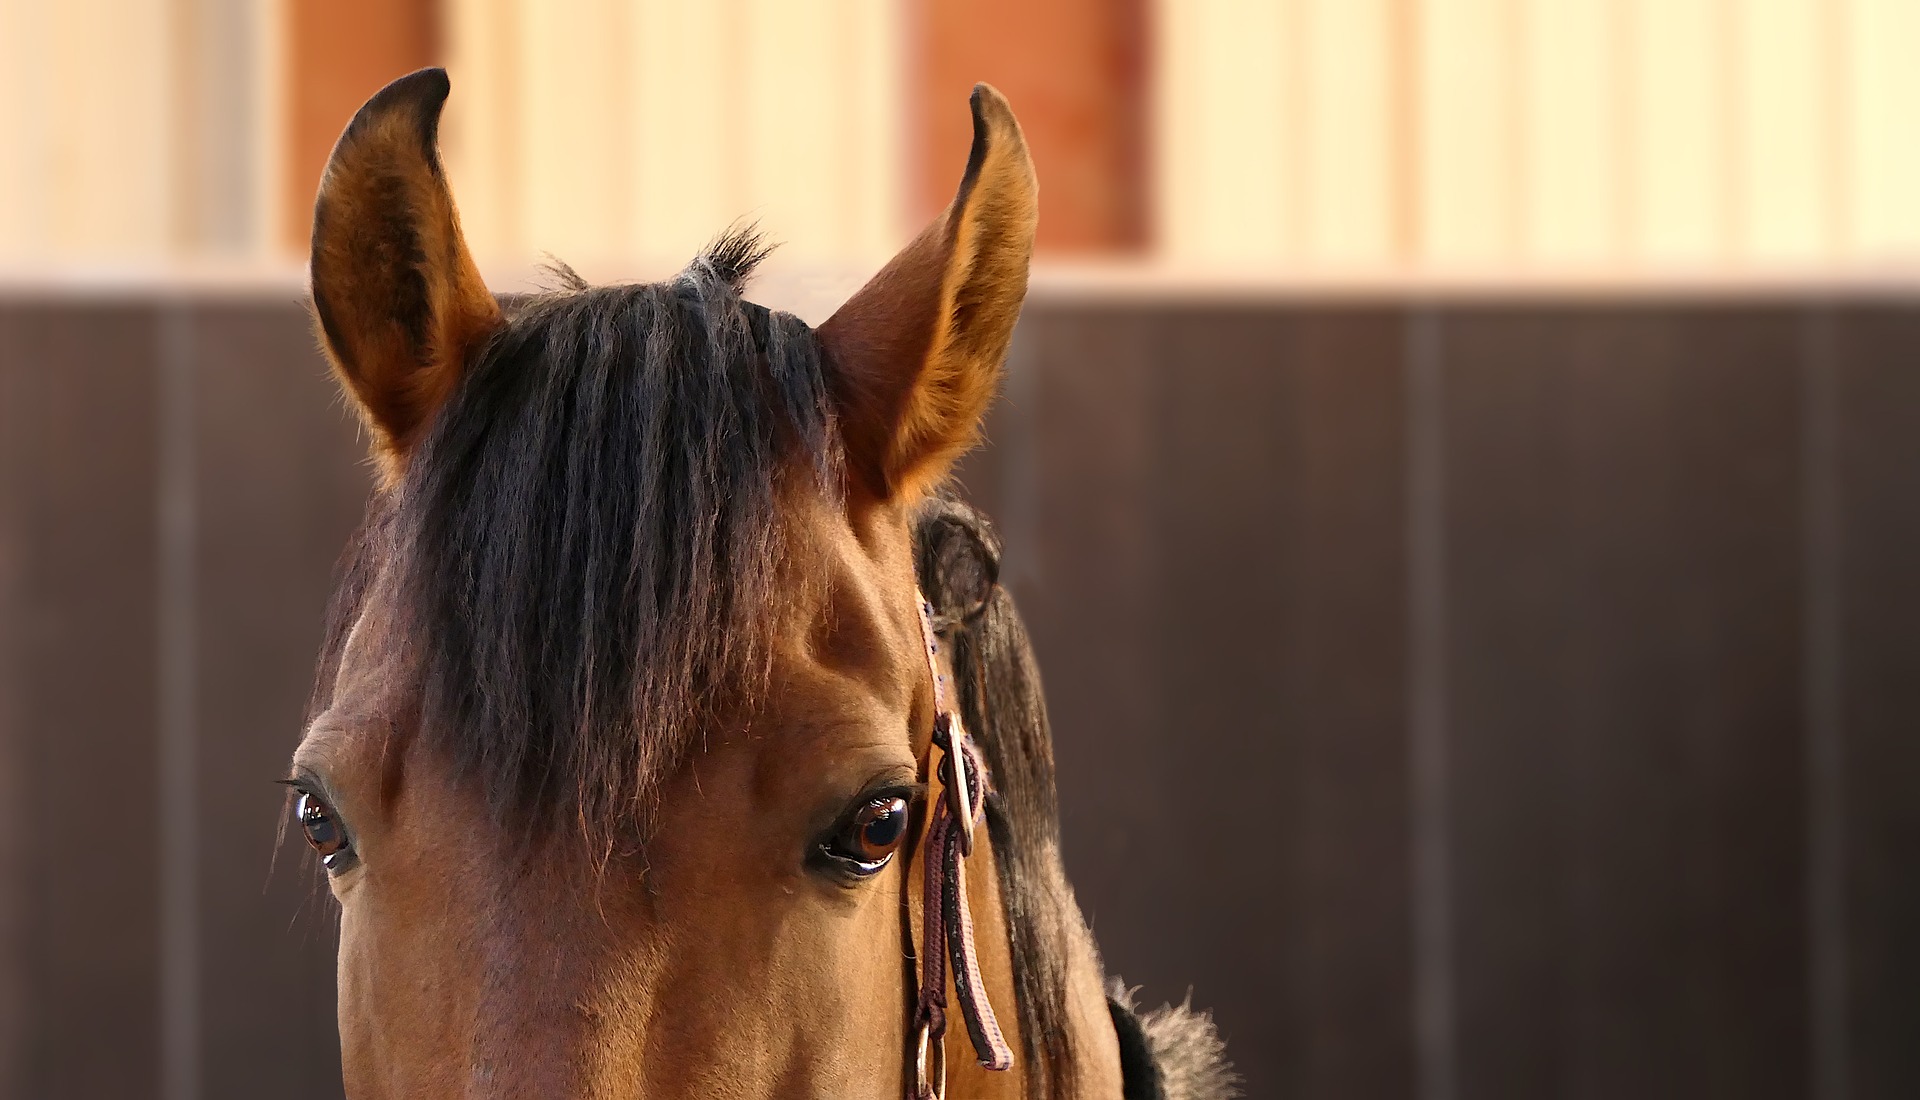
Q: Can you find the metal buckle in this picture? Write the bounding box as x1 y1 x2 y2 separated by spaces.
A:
914 1021 947 1100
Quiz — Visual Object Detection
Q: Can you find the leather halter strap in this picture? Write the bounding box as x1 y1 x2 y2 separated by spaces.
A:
912 594 1014 1100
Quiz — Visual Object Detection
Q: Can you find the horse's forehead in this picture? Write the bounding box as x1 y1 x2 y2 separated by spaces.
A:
329 567 411 716
301 494 930 795
798 497 927 668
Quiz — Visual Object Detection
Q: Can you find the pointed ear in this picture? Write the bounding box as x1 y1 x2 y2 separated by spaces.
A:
309 67 502 487
818 84 1038 501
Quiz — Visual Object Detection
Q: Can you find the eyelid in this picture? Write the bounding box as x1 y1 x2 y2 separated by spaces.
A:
837 781 924 826
871 780 927 804
281 766 343 809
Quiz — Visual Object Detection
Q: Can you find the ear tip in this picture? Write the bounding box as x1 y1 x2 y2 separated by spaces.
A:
960 84 1035 210
964 83 1032 173
968 84 1019 138
342 67 452 150
371 66 452 111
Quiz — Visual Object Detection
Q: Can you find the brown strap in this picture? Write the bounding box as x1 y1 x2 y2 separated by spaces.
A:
913 596 1013 1099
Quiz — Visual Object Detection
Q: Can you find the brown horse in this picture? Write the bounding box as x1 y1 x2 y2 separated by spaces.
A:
291 68 1231 1099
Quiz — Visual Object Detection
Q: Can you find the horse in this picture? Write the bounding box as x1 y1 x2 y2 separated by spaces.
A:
290 67 1233 1099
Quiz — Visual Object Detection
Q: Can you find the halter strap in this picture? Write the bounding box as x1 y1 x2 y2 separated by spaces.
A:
912 594 1014 1100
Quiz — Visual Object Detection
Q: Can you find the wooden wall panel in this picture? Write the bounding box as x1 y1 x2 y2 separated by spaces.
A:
1832 307 1920 1100
998 305 1413 1099
0 304 164 1097
2 292 1918 1100
0 306 24 1097
189 301 366 1098
1442 308 1807 1099
1009 308 1174 990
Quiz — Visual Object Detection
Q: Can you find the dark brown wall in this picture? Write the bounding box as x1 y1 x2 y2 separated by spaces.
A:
0 305 163 1098
0 294 1915 1100
956 299 1920 1100
0 296 363 1099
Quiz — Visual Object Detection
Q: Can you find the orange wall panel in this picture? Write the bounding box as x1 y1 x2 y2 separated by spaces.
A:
281 0 441 252
911 0 1150 254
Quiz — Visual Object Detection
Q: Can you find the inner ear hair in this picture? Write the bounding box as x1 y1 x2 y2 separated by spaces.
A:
309 67 503 488
819 84 1038 502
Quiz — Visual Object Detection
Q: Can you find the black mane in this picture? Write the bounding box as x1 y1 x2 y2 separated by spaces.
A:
915 496 1079 1100
394 229 837 837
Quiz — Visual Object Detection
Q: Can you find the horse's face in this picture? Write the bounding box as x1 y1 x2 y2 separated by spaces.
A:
303 492 956 1098
292 70 1036 1098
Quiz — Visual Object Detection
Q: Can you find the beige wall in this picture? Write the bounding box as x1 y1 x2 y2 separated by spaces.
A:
1157 0 1920 271
0 0 275 266
442 0 905 283
6 0 1920 277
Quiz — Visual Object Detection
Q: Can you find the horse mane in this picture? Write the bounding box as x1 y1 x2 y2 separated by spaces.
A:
914 495 1080 1100
383 227 838 838
916 497 1240 1100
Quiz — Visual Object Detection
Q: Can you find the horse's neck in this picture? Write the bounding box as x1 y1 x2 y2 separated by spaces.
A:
957 841 1124 1100
1054 893 1128 1097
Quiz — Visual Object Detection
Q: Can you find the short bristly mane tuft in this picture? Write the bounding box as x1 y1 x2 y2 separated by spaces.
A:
695 223 777 291
390 231 838 840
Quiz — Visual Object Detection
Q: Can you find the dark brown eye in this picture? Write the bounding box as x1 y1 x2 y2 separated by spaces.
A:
295 792 354 872
822 795 911 875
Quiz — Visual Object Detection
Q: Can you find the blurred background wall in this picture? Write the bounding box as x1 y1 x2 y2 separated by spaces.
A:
7 0 1920 275
2 3 1919 1100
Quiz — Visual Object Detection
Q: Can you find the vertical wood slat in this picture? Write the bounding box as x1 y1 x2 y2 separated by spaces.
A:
1001 305 1413 1099
0 298 371 1097
517 0 632 263
190 301 367 1099
1802 305 1845 1100
1157 0 1404 265
3 292 1920 1100
1846 0 1920 258
1155 0 1297 262
1010 308 1174 1002
0 304 164 1097
1415 0 1520 263
1266 311 1413 1099
1152 0 1907 270
1737 0 1839 259
171 0 269 256
0 306 23 1097
1628 0 1737 261
1519 0 1623 263
1832 308 1920 1100
443 0 903 274
1304 0 1400 263
0 0 176 259
1441 308 1809 1099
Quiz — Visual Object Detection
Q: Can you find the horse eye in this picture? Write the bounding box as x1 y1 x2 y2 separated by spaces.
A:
822 795 911 875
295 792 354 872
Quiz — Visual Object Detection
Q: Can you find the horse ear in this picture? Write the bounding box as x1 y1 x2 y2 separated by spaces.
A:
309 67 502 487
818 84 1037 502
